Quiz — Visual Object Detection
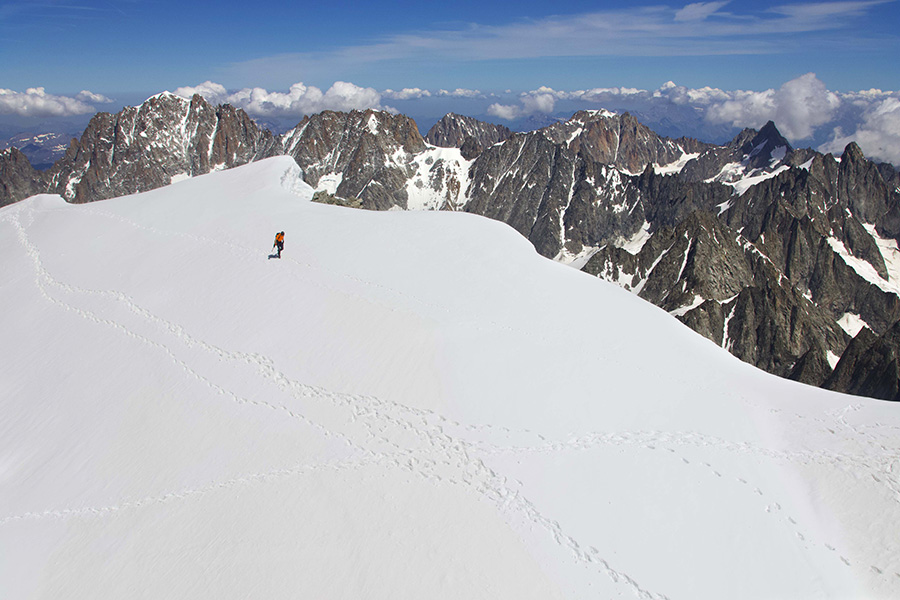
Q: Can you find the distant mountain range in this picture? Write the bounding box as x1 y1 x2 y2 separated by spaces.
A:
0 132 74 170
2 92 900 401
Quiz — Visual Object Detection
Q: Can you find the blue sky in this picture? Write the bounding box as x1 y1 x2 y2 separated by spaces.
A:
1 1 899 162
2 0 898 93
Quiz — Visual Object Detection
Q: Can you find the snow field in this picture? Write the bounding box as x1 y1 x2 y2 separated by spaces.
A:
1 158 899 599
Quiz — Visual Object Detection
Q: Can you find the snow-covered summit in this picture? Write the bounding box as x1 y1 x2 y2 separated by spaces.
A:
142 90 186 102
580 107 618 119
1 157 899 599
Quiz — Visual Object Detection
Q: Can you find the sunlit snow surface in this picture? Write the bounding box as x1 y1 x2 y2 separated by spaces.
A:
653 152 699 175
2 158 900 599
838 312 871 337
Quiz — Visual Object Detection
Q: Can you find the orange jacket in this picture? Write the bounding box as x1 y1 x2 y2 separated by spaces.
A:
275 233 284 243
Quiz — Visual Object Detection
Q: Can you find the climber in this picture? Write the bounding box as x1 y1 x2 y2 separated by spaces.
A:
273 231 285 258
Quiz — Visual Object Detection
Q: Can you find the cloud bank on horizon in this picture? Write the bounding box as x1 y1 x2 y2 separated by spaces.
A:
1 75 899 165
170 81 391 117
486 74 843 140
481 74 900 163
0 88 113 118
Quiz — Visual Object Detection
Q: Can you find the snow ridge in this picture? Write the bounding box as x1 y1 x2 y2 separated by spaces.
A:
2 161 900 599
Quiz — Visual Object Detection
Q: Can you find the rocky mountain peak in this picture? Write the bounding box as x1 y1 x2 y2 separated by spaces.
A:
425 113 512 159
757 120 790 147
0 146 47 207
568 109 618 123
44 92 277 203
280 109 431 210
841 141 865 164
730 127 760 149
287 109 425 154
831 140 897 225
731 120 793 173
680 121 794 184
723 122 791 158
539 109 684 174
143 90 191 109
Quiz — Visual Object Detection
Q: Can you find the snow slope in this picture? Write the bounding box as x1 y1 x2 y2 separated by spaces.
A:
2 157 899 599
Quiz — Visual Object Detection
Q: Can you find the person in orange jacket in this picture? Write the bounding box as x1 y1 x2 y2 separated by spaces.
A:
273 231 285 258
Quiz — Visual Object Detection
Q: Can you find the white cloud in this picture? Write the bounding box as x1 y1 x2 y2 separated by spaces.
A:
326 81 390 112
704 90 775 127
173 81 391 116
76 90 113 103
820 95 900 164
487 85 662 121
770 73 841 139
674 1 730 22
173 81 228 103
0 87 99 117
520 88 559 114
841 88 895 102
487 86 570 120
477 75 900 164
702 73 840 139
650 75 847 142
483 74 897 166
486 103 524 120
382 88 432 100
654 81 732 105
583 86 646 98
437 88 484 98
768 0 890 22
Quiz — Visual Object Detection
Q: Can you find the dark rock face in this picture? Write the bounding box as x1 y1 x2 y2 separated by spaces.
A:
826 323 900 400
680 120 793 184
582 210 848 380
538 111 692 174
0 148 47 207
281 109 429 211
460 110 709 259
789 341 834 387
837 142 897 227
425 113 512 159
0 101 466 214
636 167 731 229
582 211 753 312
723 284 845 379
571 121 900 396
876 163 899 189
274 109 710 236
464 132 579 256
45 93 278 204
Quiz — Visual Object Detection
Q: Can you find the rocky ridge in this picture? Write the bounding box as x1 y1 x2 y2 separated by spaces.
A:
679 120 795 184
0 147 47 208
45 92 279 203
281 109 468 211
825 323 900 400
583 132 900 395
425 113 513 159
